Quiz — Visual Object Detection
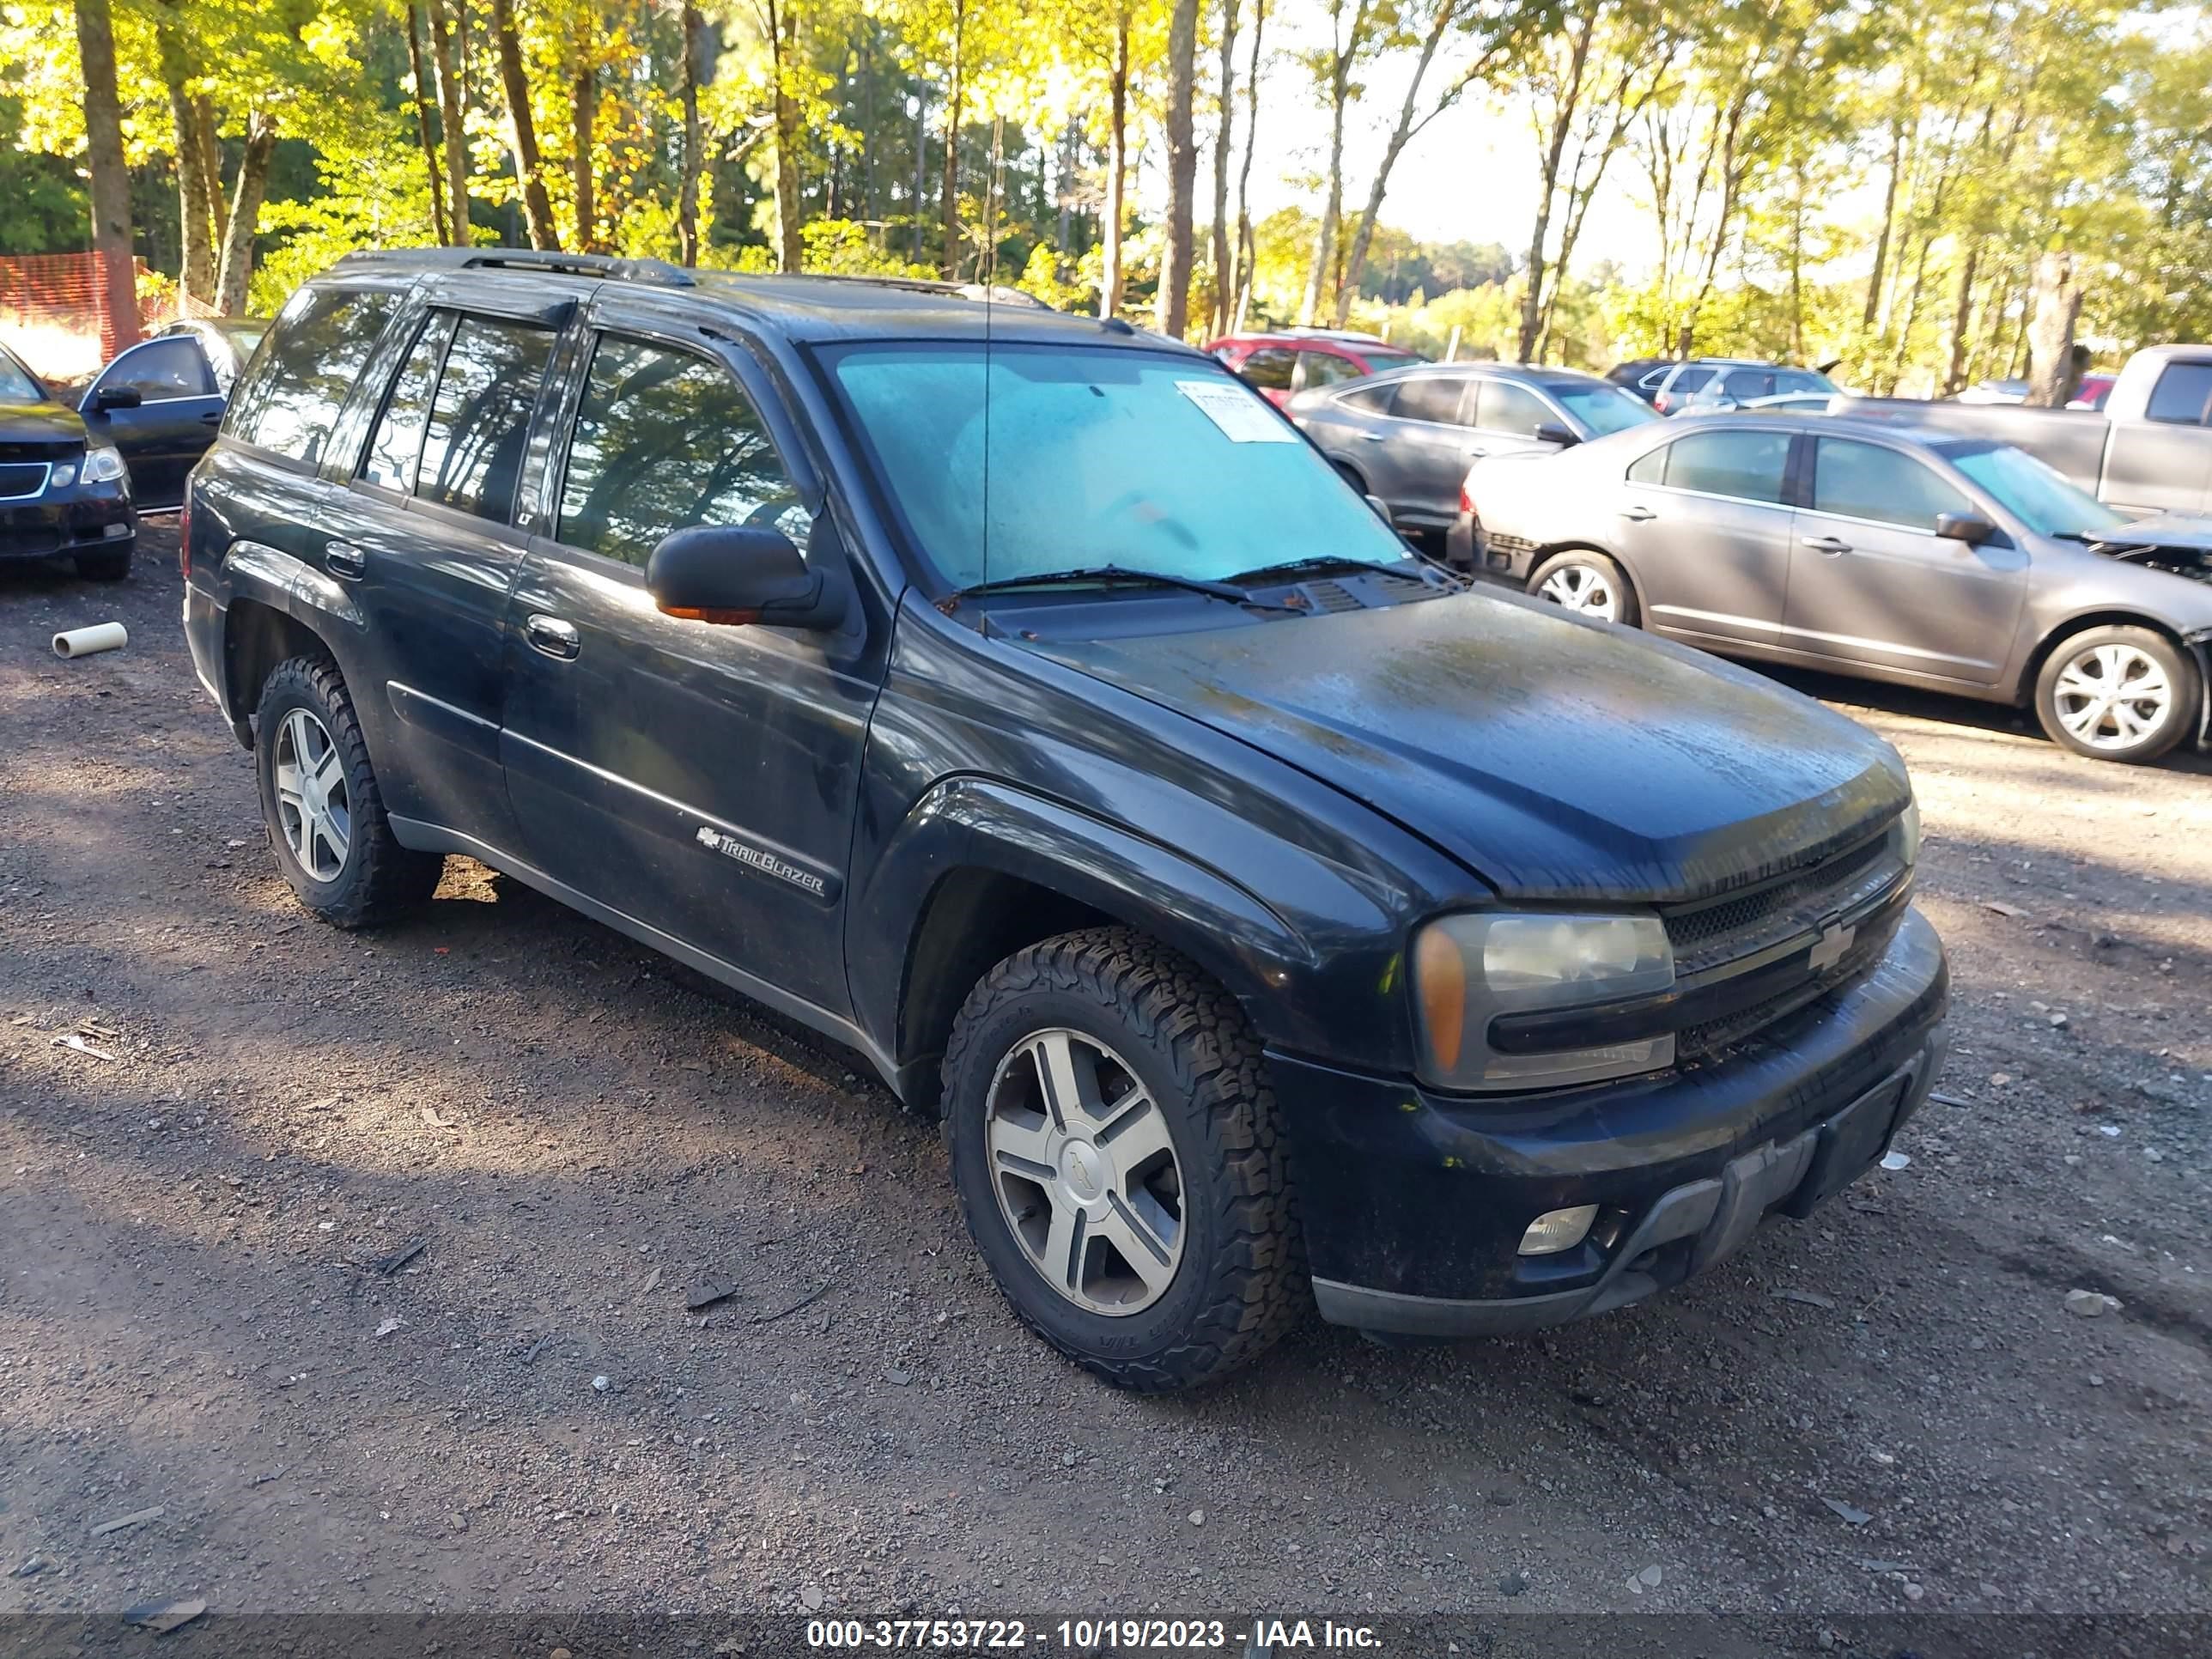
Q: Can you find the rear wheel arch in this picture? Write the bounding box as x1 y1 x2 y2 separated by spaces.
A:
1529 542 1644 624
224 598 328 738
1329 457 1370 495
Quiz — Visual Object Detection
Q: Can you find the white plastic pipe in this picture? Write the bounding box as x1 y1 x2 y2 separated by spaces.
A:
52 623 127 659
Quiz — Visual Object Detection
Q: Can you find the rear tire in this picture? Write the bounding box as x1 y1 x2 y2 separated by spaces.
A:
75 543 133 581
1527 549 1638 625
253 654 443 928
2033 625 2197 763
940 927 1304 1391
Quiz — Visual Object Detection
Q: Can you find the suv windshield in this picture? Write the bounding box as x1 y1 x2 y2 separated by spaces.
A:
1542 380 1657 435
828 343 1409 591
1943 440 2126 539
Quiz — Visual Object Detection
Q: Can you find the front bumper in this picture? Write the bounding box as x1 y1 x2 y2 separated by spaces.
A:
1272 907 1949 1337
1 488 136 562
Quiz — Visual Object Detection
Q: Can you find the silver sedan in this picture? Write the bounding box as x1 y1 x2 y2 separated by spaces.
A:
1454 411 2212 763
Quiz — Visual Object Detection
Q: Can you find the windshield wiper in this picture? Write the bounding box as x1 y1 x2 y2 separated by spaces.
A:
1223 554 1415 585
945 565 1298 611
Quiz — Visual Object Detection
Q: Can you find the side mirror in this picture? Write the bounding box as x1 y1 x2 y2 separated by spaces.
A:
645 522 845 629
1934 512 1995 545
1534 422 1579 447
89 385 143 412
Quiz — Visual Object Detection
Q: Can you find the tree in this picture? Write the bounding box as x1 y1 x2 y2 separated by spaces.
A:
1154 0 1199 336
71 0 137 350
1297 0 1379 326
490 0 561 248
1206 0 1238 336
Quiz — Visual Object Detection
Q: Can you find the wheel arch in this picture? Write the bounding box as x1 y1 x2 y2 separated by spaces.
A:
222 597 327 743
2015 610 2200 708
1529 540 1644 613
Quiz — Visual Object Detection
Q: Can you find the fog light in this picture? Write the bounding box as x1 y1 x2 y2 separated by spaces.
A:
1519 1205 1599 1256
103 522 131 538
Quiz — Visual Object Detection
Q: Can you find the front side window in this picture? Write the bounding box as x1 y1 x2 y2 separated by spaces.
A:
1474 379 1552 437
828 343 1408 591
1811 438 1970 532
1394 374 1472 426
2145 362 2212 427
556 335 802 566
100 339 210 402
226 287 398 465
414 314 556 523
1650 428 1792 503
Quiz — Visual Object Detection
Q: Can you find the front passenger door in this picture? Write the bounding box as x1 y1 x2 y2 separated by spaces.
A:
80 337 224 507
1375 374 1481 527
501 318 878 1016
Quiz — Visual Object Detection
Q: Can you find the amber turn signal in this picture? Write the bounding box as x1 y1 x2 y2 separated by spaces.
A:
1414 925 1468 1074
659 605 762 625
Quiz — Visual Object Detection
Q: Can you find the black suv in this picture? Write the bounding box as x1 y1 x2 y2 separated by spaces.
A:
183 249 1949 1390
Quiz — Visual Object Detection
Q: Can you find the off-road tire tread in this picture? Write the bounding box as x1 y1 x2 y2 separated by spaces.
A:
941 927 1305 1392
255 654 441 929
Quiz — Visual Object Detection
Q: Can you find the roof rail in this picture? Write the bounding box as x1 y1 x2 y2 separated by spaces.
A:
714 271 1054 309
330 247 696 289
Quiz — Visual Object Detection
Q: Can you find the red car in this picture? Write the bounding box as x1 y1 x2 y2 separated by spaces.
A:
1206 330 1428 406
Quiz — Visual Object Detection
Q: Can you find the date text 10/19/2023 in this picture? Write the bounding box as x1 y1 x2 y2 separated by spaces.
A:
805 1619 1386 1650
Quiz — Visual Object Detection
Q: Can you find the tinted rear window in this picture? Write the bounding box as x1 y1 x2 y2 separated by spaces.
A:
2146 362 2212 426
226 288 398 466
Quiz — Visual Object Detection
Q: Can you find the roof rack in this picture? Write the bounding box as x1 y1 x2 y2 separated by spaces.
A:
330 247 696 289
720 272 1053 309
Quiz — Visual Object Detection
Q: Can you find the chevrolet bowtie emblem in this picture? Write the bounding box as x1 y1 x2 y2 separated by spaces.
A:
1808 919 1856 973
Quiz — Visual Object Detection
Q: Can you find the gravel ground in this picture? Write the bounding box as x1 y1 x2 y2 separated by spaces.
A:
2 530 2207 1631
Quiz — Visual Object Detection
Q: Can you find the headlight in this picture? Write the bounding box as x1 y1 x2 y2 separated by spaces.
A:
81 445 129 485
1889 798 1920 866
1413 912 1675 1091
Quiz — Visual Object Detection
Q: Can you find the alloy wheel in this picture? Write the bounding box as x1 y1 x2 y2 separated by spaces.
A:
2051 642 2172 753
1537 562 1620 621
984 1028 1185 1316
273 708 351 881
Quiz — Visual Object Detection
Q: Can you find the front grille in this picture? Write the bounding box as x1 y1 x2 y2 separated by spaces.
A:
1664 834 1897 974
1677 909 1899 1059
0 462 51 500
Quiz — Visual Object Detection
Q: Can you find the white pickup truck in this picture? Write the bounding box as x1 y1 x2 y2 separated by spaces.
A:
1834 344 2212 514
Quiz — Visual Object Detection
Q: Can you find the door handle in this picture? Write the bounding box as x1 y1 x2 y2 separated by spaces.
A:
525 613 580 660
1464 447 1489 459
324 541 365 580
1619 504 1656 522
198 412 221 425
1359 430 1388 441
1802 535 1851 555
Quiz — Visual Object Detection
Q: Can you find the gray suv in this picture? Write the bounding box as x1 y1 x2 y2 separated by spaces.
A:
1457 411 2212 763
1288 362 1656 532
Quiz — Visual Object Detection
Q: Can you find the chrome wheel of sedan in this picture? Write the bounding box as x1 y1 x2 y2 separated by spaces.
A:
273 708 350 881
985 1027 1184 1316
1527 550 1637 625
2051 642 2172 753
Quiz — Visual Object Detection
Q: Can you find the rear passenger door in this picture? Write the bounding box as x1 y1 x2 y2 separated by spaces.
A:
2106 358 2212 513
332 284 568 850
1613 426 1796 647
499 304 878 1017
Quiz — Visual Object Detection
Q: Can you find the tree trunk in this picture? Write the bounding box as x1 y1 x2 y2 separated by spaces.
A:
1155 0 1200 337
489 0 560 249
572 20 597 252
1233 0 1267 327
1332 0 1455 328
2027 250 2083 408
768 0 802 271
1942 241 1978 396
1863 119 1902 331
1519 5 1595 362
214 112 277 316
1100 15 1130 318
74 0 139 353
939 0 969 277
426 0 469 244
405 5 452 246
1207 0 1238 336
676 3 704 264
1299 6 1363 327
155 3 218 304
910 89 928 261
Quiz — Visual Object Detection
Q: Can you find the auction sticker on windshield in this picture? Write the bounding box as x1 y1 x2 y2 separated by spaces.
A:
1177 379 1297 442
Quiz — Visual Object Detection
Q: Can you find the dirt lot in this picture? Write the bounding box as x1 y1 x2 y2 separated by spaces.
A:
3 529 2208 1632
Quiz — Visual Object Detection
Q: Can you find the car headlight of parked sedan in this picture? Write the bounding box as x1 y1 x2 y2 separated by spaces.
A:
1413 911 1676 1091
80 442 130 489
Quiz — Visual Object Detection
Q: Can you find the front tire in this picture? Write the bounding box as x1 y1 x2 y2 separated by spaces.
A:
2033 625 2197 764
941 928 1304 1391
253 655 443 927
1527 549 1637 625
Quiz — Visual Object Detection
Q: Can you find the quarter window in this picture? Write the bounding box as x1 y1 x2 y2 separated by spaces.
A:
556 334 802 567
1474 379 1551 437
225 287 398 466
1394 375 1472 425
414 314 556 523
1645 428 1791 503
1810 438 1970 532
2145 362 2212 427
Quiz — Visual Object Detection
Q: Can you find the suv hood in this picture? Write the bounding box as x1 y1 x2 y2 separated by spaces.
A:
1033 590 1910 903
